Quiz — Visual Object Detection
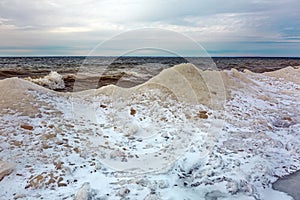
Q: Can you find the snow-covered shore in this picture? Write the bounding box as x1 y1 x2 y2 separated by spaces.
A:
0 64 299 199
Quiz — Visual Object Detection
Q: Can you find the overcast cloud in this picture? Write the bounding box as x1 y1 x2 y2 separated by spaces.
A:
0 0 299 56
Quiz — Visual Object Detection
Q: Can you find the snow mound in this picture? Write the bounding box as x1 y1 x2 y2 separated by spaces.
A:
26 71 65 90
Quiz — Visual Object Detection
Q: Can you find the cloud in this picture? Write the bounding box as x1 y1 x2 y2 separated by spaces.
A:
0 0 299 56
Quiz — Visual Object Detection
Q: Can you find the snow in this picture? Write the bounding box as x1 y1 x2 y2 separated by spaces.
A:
0 64 299 199
25 71 65 90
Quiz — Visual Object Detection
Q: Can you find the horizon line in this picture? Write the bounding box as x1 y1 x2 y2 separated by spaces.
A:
0 55 300 58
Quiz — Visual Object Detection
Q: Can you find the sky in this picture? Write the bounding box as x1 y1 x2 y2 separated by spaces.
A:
0 0 299 57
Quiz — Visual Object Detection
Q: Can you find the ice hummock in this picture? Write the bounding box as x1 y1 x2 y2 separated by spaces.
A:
25 71 65 90
0 63 299 200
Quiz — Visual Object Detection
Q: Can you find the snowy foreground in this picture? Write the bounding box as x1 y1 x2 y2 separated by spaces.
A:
0 64 299 200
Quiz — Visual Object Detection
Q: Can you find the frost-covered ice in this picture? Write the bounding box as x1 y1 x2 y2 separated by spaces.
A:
0 64 299 200
25 71 65 90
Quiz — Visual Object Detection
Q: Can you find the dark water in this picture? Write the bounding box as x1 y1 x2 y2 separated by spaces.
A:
273 170 300 200
1 56 299 73
0 56 300 91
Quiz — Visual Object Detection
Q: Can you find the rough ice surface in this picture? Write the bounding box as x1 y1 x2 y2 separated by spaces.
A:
0 64 299 200
26 71 65 90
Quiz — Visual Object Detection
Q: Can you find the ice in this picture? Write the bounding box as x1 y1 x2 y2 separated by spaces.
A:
0 64 299 199
26 71 65 90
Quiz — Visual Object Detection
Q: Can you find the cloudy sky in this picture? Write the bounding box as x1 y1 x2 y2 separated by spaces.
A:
0 0 299 56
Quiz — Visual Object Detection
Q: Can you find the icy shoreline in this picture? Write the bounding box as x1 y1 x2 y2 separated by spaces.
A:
0 64 299 199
